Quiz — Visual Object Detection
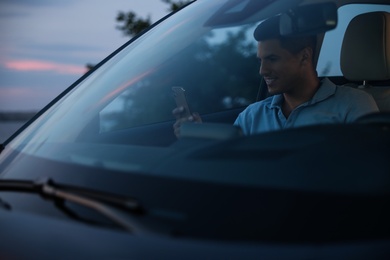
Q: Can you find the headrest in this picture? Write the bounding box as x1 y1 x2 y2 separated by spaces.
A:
340 12 390 82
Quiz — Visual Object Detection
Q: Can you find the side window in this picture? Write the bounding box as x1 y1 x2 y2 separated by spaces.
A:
317 4 390 77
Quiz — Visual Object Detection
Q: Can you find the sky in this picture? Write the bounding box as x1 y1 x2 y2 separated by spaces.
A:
0 0 169 112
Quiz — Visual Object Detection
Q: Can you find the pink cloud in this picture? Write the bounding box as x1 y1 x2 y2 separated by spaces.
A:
0 87 57 111
4 60 87 75
0 87 47 97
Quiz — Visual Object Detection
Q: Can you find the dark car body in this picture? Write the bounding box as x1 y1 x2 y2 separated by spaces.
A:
1 0 390 259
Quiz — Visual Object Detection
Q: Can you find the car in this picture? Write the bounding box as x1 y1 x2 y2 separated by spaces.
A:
0 0 390 259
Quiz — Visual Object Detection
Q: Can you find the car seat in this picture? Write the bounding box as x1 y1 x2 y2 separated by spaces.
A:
340 11 390 112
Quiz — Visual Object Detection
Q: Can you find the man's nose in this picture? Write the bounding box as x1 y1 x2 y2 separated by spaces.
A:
259 63 268 76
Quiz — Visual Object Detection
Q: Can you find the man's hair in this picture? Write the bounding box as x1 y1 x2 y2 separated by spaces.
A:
254 15 317 57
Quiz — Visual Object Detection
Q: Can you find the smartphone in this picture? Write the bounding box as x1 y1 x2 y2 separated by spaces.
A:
172 86 192 118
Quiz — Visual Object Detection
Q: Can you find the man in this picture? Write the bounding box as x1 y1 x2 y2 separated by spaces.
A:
173 15 379 137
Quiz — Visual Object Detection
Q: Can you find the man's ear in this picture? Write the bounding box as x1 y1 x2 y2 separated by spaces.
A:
300 47 313 65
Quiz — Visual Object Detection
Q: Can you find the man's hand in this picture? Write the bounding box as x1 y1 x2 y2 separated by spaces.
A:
172 106 202 138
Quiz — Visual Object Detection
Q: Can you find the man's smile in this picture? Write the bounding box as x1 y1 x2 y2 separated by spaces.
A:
264 77 277 86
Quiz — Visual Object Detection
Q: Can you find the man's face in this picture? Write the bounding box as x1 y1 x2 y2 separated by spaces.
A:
258 39 303 95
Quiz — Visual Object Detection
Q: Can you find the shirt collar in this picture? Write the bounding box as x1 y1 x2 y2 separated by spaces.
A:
269 94 283 109
310 77 337 104
267 77 337 109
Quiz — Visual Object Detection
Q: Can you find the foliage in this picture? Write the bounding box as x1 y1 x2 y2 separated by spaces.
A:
87 0 191 70
115 0 192 37
161 0 192 12
116 12 152 37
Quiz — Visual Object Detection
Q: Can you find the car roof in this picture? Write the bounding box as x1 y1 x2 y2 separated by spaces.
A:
302 0 390 6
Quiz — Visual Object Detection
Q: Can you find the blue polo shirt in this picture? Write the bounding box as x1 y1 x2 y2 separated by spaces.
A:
234 78 379 135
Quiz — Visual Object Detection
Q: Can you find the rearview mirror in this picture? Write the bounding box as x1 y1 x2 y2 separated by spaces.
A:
280 2 337 36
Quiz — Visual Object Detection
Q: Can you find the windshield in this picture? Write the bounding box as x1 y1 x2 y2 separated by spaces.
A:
10 0 267 138
0 0 280 176
1 0 317 185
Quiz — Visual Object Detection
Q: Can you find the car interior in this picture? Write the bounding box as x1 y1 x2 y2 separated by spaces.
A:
170 7 390 143
82 1 390 148
340 11 390 112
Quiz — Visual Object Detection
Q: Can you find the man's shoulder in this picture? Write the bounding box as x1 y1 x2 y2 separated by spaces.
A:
321 78 375 100
237 96 276 121
334 84 376 100
330 81 379 113
244 95 274 111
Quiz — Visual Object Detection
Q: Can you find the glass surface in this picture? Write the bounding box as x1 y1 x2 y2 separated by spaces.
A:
4 0 387 184
3 0 267 176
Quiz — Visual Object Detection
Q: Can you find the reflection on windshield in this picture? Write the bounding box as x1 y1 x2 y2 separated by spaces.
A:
5 0 263 169
100 24 258 132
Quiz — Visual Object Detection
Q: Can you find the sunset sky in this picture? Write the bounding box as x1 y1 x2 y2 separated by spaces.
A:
0 0 168 112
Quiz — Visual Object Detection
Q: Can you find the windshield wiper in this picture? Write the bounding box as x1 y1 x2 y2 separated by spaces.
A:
0 177 144 232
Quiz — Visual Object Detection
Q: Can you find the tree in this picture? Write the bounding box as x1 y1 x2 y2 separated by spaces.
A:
87 0 191 70
161 0 192 12
116 12 152 37
115 0 191 37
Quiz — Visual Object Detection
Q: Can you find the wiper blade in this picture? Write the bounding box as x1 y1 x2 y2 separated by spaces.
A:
0 178 144 232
